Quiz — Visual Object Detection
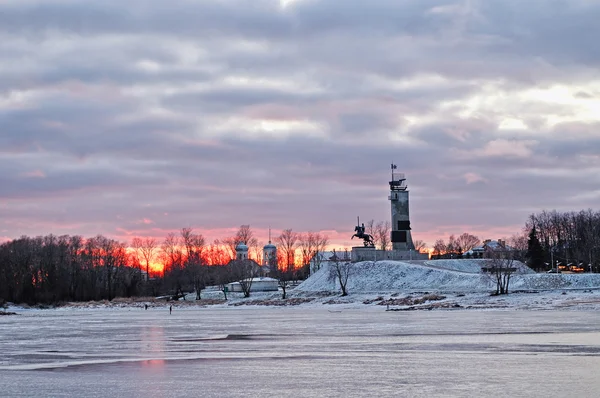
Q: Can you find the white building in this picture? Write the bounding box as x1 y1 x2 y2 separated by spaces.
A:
227 277 279 292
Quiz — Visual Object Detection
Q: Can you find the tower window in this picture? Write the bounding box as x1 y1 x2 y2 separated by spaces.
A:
397 221 411 230
391 231 408 243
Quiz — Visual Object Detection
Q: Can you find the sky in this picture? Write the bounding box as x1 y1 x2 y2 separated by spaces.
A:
1 0 600 249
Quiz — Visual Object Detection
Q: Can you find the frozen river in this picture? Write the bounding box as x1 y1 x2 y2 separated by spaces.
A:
2 306 600 397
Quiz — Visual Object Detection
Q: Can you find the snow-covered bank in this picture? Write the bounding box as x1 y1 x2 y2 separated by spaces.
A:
7 289 600 312
287 259 600 311
6 260 600 312
295 259 600 293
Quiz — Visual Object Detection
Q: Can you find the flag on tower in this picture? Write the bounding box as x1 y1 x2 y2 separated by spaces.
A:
391 164 397 169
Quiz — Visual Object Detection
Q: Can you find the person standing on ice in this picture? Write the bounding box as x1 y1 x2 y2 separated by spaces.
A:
169 305 172 314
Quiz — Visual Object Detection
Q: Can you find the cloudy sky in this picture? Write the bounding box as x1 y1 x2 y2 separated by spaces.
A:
1 0 599 249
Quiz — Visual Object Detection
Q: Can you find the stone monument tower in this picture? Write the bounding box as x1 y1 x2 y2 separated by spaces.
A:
389 164 415 251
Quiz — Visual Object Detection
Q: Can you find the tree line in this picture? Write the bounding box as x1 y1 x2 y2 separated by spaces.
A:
430 233 482 258
526 209 600 271
0 225 329 305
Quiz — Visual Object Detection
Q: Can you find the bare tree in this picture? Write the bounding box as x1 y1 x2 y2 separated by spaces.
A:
180 228 207 300
365 220 390 250
162 233 186 299
273 263 294 299
249 241 264 265
299 231 327 278
483 246 516 295
214 265 231 300
294 232 330 279
276 229 299 272
66 235 84 300
180 228 204 260
455 233 480 253
509 233 528 262
236 225 258 247
229 260 257 298
365 219 376 244
446 235 459 257
299 232 316 269
432 239 446 259
132 237 157 278
219 226 259 262
312 233 329 274
328 249 353 296
162 233 182 271
413 239 427 252
221 236 238 261
206 239 232 266
90 235 128 301
374 221 391 251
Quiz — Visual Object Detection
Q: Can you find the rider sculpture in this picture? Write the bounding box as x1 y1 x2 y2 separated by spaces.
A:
351 219 375 248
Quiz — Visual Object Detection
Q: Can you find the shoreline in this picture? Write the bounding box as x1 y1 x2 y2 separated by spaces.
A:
5 288 600 312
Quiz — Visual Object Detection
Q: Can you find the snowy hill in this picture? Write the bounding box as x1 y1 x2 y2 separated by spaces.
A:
422 259 535 274
295 260 600 294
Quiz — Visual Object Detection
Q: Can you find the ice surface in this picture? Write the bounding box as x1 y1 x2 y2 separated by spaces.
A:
2 308 600 397
4 260 600 396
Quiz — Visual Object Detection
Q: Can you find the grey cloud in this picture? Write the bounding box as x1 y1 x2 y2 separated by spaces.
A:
1 0 599 245
0 0 289 38
165 86 316 113
477 0 600 65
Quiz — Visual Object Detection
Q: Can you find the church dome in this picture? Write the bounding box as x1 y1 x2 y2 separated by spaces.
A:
263 242 276 250
235 242 249 252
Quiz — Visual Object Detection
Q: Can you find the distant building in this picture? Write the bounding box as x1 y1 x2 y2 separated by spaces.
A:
262 228 277 276
235 242 249 260
227 277 279 293
228 241 269 277
464 239 511 258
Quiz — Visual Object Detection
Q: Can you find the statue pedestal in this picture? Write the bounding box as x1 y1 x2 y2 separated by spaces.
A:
351 246 430 262
351 246 376 262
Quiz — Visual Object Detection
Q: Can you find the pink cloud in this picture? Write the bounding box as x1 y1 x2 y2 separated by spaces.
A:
481 139 537 158
464 172 487 184
20 170 46 178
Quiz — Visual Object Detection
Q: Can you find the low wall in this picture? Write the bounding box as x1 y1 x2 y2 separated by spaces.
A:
351 247 429 262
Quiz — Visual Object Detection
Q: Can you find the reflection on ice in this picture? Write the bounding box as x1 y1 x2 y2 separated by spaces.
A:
140 359 166 368
140 326 165 355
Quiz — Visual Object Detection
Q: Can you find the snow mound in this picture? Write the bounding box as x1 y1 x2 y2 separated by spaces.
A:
295 260 600 294
511 274 600 290
296 260 494 293
422 259 535 274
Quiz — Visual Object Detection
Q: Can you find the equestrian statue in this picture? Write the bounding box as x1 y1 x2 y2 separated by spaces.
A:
351 217 375 248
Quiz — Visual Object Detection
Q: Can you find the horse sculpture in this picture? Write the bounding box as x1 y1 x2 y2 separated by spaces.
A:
351 221 375 248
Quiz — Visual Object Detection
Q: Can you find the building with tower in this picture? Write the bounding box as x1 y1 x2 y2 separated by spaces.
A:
262 228 277 275
235 242 249 260
226 237 278 293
